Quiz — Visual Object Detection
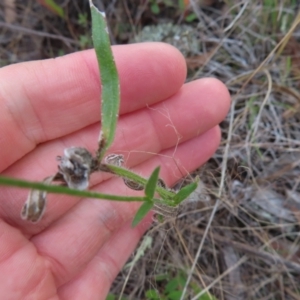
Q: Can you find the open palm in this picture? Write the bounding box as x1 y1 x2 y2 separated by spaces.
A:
0 43 230 299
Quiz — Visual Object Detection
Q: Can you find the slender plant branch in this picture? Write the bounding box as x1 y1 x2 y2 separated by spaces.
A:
101 164 176 203
0 176 147 202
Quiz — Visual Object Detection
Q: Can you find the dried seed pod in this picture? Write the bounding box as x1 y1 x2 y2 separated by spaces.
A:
123 178 144 191
57 147 93 190
124 177 167 192
103 154 144 190
21 175 55 223
157 178 167 189
104 154 124 166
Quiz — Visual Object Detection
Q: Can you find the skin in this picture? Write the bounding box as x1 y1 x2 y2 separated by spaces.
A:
0 43 230 299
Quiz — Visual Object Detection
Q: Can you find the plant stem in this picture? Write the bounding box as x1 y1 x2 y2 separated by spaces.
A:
0 176 147 202
100 164 176 204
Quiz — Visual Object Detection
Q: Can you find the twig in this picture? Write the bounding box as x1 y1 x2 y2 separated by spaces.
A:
0 21 78 47
187 226 300 275
180 95 236 300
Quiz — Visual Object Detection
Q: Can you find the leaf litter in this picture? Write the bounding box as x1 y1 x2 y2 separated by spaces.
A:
3 1 300 299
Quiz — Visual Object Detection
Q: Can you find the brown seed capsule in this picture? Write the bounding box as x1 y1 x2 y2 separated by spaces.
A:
21 175 55 223
123 178 144 191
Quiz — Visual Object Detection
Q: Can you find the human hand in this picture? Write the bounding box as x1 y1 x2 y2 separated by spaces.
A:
0 43 230 299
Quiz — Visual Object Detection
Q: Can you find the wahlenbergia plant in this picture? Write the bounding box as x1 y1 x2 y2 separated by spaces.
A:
0 1 197 226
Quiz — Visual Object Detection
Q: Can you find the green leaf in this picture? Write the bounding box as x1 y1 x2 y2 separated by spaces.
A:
185 13 197 23
168 291 183 300
173 182 197 205
106 294 129 300
155 214 164 223
154 273 169 281
0 176 146 202
90 1 120 160
39 0 64 18
145 167 160 199
145 289 160 300
178 0 184 11
197 292 217 300
132 201 154 227
150 2 160 14
165 276 184 293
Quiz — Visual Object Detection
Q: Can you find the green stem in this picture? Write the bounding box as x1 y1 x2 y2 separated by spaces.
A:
0 176 147 202
102 164 176 204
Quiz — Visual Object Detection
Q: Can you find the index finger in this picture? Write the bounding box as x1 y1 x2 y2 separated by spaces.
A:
0 43 186 172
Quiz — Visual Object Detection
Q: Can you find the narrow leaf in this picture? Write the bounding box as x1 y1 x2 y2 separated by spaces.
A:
173 182 197 205
38 0 64 18
132 201 154 227
145 167 160 199
90 1 120 160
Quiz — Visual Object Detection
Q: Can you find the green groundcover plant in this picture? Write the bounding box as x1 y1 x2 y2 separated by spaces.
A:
107 270 217 300
0 0 197 227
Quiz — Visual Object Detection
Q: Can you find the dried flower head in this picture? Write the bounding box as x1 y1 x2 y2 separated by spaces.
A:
21 147 167 223
21 147 94 223
57 147 94 190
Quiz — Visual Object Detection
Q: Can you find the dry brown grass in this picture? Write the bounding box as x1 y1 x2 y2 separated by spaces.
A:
1 0 300 299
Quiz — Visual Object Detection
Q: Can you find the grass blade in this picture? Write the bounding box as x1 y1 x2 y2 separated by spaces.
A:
132 201 154 227
89 1 120 160
144 167 160 199
38 0 64 18
173 182 197 205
